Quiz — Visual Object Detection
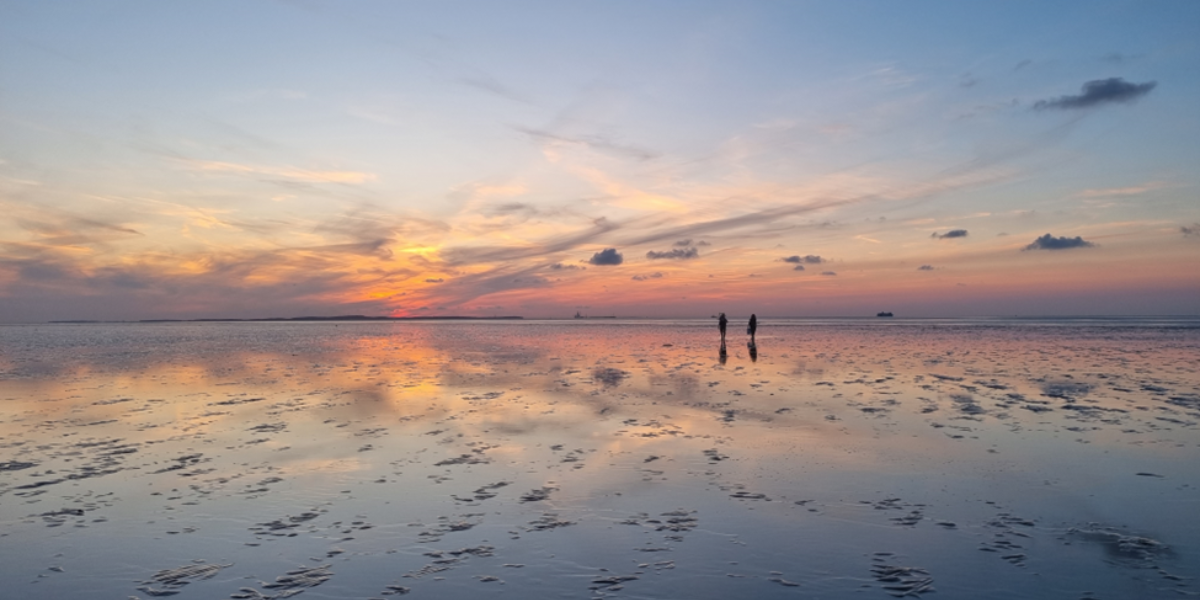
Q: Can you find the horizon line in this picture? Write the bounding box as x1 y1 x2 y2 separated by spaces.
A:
9 313 1199 325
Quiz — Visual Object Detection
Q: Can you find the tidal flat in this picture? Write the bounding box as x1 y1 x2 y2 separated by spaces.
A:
1 319 1198 599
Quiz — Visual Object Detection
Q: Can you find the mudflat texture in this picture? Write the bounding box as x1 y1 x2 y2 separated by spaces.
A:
1 319 1198 599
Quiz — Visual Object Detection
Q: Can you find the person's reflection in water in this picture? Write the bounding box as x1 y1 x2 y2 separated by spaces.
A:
719 339 728 365
748 340 758 362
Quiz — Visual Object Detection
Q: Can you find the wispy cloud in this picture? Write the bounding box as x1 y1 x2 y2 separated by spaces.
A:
0 240 416 320
1076 182 1168 198
460 73 533 104
439 217 619 266
515 126 659 162
179 159 377 184
646 247 698 260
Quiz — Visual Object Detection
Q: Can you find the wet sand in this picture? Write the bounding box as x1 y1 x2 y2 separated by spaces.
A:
1 319 1198 599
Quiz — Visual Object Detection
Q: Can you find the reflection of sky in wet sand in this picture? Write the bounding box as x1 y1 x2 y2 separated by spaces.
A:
1 320 1198 599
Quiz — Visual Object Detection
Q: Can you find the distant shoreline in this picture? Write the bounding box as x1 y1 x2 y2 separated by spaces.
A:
34 314 1200 325
48 315 525 324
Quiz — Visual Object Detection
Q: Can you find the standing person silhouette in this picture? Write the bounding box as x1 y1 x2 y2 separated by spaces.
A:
748 314 757 342
718 313 728 345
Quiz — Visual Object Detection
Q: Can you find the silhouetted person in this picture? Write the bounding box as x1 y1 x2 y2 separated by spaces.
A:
748 314 757 341
718 313 728 345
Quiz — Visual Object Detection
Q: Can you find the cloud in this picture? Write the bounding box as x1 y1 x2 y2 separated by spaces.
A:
294 238 393 259
917 265 935 271
1076 182 1168 198
1023 233 1095 250
510 275 550 285
1182 224 1200 238
932 229 968 239
646 247 698 260
631 272 664 281
182 159 377 184
400 263 559 313
1033 78 1156 110
459 74 532 104
781 255 824 264
13 210 144 248
821 271 837 276
486 202 538 216
313 207 448 243
0 242 415 322
441 217 619 266
0 201 468 321
515 126 659 162
673 239 693 247
548 262 584 270
589 248 624 266
792 265 805 271
618 199 852 248
1100 53 1140 64
425 278 444 283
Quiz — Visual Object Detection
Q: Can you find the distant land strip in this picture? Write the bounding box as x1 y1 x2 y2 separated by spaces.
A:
48 315 524 323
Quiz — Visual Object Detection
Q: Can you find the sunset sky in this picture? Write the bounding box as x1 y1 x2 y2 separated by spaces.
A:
2 1 1198 321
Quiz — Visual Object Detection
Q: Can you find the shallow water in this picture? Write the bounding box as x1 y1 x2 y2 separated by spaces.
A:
1 319 1198 599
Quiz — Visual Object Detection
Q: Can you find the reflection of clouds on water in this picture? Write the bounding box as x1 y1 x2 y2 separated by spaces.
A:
1039 380 1094 398
591 367 630 388
1 321 1198 599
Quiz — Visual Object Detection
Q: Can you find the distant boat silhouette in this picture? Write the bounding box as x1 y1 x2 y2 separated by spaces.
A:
876 311 894 317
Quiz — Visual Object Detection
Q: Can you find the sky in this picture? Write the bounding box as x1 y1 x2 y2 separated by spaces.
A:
1 0 1198 321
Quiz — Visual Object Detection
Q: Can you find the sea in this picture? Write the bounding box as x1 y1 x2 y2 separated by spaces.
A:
1 317 1198 599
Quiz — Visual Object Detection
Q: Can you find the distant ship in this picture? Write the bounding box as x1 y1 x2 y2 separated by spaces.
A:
876 311 894 318
574 312 615 319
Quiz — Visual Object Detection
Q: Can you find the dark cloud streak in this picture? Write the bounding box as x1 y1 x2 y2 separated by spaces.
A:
441 218 619 266
620 198 855 248
1033 78 1156 110
933 229 968 239
1023 233 1094 250
514 126 658 161
782 254 824 264
646 247 698 260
